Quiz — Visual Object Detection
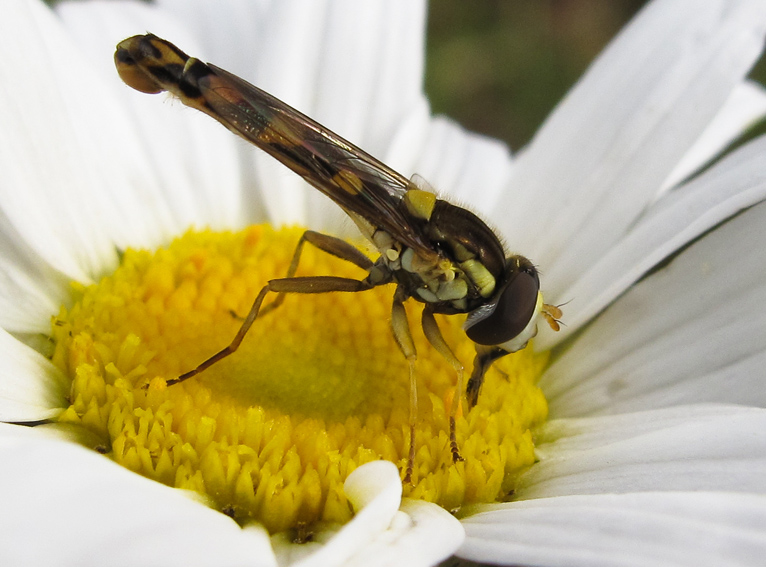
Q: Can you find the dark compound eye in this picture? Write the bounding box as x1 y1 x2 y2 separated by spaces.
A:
465 267 540 346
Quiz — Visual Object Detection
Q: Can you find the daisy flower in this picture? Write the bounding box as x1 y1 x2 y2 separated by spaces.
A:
1 0 766 566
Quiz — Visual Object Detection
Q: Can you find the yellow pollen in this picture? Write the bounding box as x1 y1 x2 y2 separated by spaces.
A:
51 225 549 533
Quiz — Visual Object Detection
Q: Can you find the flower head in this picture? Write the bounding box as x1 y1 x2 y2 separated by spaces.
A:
1 0 766 565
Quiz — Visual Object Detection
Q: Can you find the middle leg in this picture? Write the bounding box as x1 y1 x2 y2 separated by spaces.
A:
421 306 465 464
390 286 418 484
258 230 374 319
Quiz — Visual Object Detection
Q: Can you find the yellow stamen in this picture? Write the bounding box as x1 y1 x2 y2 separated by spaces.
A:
51 225 548 533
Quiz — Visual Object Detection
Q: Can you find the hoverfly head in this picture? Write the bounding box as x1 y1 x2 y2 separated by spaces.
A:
464 255 542 353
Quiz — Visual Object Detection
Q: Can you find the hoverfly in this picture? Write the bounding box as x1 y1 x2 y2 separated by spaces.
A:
114 34 562 482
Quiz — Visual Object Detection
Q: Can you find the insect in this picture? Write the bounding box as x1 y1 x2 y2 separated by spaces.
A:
114 34 562 482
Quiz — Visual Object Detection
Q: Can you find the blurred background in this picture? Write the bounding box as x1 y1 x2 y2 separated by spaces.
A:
425 0 766 151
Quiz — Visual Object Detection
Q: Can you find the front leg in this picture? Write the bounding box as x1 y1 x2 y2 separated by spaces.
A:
465 345 509 408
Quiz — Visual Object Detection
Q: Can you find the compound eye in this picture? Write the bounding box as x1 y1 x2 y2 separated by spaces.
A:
465 269 540 345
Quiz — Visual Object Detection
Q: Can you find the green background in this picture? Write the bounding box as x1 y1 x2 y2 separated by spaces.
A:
426 0 766 151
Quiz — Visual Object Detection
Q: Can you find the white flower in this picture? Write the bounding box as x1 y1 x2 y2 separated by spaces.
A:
1 0 766 566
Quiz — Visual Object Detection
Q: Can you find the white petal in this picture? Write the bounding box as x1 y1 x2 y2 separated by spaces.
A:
273 461 463 567
0 0 114 281
411 116 514 218
307 0 428 234
384 97 432 180
0 423 277 566
538 133 766 348
156 0 271 76
0 0 204 283
460 491 766 567
0 329 67 421
0 225 67 333
498 0 766 297
660 80 766 193
542 198 766 416
516 405 766 499
312 1 426 153
379 499 465 567
56 0 246 232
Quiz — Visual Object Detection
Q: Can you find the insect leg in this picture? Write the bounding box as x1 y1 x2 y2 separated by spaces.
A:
421 306 465 464
258 230 374 318
390 287 418 484
466 345 509 407
168 275 374 386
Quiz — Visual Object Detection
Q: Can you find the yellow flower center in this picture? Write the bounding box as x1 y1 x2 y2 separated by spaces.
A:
51 225 548 534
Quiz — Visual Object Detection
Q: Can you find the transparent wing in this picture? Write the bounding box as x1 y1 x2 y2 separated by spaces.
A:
199 63 437 257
